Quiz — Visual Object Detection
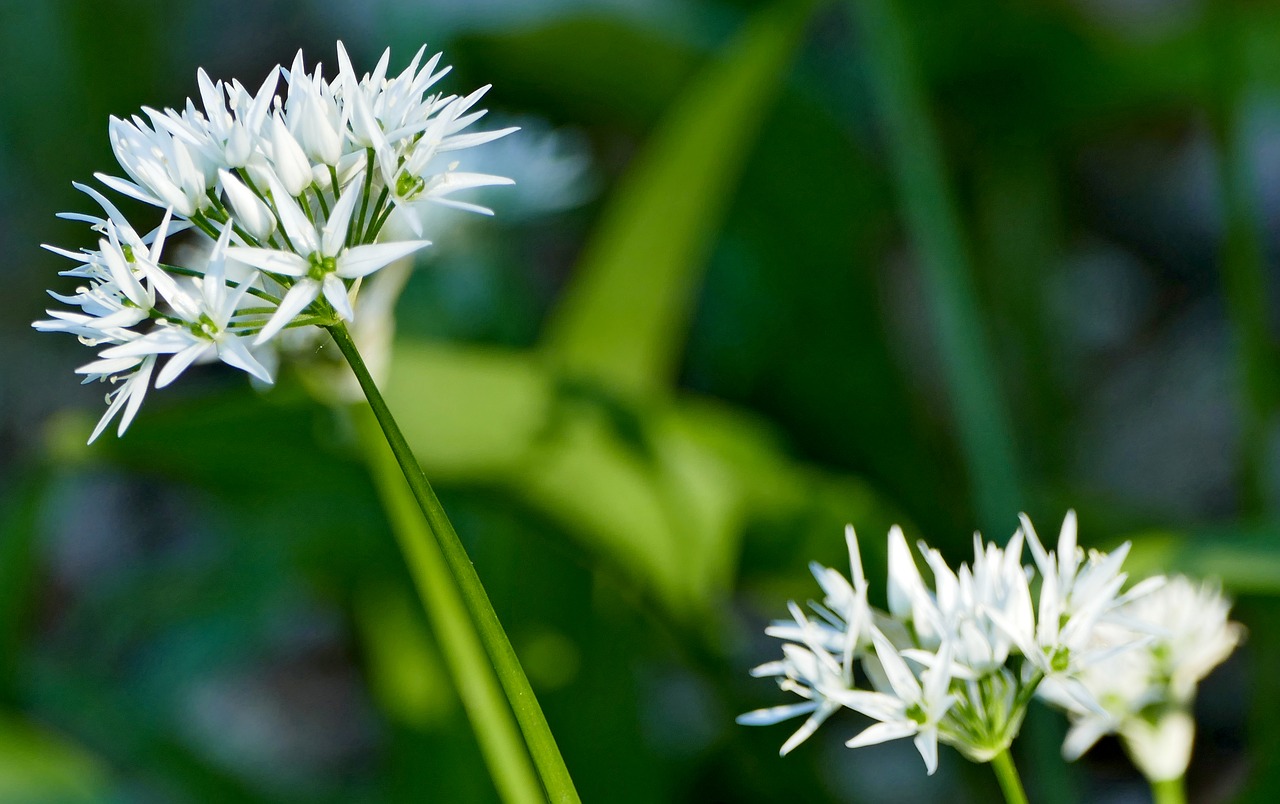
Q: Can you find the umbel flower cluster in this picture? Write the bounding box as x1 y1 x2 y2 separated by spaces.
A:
34 43 515 442
739 513 1240 780
1050 574 1243 782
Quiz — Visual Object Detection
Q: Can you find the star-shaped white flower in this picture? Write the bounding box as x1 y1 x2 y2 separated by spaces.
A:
738 602 855 755
98 225 273 388
227 173 430 344
840 629 956 775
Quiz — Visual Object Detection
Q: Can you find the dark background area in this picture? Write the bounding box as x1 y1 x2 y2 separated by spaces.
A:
0 0 1277 801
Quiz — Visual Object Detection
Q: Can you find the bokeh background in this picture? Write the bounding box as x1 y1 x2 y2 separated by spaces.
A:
1 0 1278 801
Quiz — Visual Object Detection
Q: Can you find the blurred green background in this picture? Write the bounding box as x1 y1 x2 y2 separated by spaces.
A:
1 0 1278 801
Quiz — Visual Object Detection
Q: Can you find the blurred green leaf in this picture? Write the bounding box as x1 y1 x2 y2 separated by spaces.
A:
355 582 455 730
1125 522 1280 594
383 343 553 480
542 1 813 399
0 715 108 804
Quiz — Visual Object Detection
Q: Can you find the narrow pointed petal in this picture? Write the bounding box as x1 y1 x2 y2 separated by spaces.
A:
263 172 319 255
322 275 355 320
322 181 360 255
226 246 309 277
779 703 838 756
870 630 921 700
846 720 917 749
216 336 274 384
1020 513 1052 577
336 240 430 278
844 524 867 591
254 280 319 345
1058 510 1079 583
116 356 156 436
887 526 926 621
94 173 163 209
220 169 276 241
913 729 940 775
155 342 210 388
1063 716 1112 761
735 701 819 727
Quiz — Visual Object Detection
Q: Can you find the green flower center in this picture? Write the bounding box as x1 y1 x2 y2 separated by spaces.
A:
308 252 337 280
395 169 426 199
1049 646 1070 673
906 703 928 725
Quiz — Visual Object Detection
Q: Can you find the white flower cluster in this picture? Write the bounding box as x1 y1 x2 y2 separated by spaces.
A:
738 512 1164 775
1046 575 1242 782
34 42 515 442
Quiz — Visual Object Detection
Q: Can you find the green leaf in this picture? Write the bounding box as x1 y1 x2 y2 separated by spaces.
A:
1125 521 1280 594
382 343 553 479
542 1 814 398
0 715 108 803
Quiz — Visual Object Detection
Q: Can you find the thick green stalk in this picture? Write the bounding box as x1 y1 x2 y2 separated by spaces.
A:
845 0 1023 534
355 408 543 804
990 749 1030 804
327 322 579 803
1150 777 1187 804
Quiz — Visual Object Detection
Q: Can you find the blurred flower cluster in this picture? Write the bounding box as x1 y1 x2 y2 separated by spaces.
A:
740 513 1240 781
1051 574 1244 782
34 42 515 441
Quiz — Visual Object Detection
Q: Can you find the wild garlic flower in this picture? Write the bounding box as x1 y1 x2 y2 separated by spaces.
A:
740 513 1155 775
1045 576 1242 782
35 42 514 441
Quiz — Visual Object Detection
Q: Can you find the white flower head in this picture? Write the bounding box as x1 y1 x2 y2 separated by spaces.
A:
1052 575 1242 782
741 513 1161 779
842 629 957 775
37 42 513 440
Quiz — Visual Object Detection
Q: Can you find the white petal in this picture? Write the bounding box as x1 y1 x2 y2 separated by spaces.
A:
270 113 314 196
887 525 924 620
116 356 156 437
1062 716 1112 761
779 704 837 756
846 720 917 749
871 629 921 701
254 280 319 345
94 172 163 209
220 169 276 241
156 342 211 388
263 172 319 254
226 247 309 277
322 274 354 320
913 729 940 775
735 701 819 727
336 240 430 278
322 180 360 255
216 336 274 384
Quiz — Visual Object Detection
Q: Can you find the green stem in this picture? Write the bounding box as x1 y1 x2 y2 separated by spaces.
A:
158 264 281 305
312 182 331 218
353 147 376 247
329 165 342 200
1151 777 1187 804
363 186 391 242
326 321 580 804
846 0 1023 534
366 199 396 243
354 408 543 804
189 212 223 241
990 749 1029 804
